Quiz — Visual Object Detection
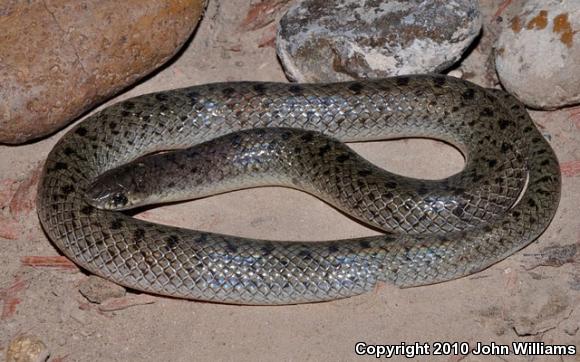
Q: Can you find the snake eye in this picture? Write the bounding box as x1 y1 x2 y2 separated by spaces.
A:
112 192 128 207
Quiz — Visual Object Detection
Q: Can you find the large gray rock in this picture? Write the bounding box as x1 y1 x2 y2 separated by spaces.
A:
276 0 482 82
495 0 580 109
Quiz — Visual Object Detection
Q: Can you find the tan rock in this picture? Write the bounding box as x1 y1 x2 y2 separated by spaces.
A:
5 335 49 362
495 0 580 109
78 275 126 304
0 0 206 144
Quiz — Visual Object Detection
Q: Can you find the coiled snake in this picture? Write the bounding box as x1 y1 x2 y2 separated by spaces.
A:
37 75 561 305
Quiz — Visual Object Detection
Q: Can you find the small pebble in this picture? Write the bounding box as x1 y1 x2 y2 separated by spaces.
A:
5 335 50 362
562 319 579 336
78 275 126 304
447 69 464 79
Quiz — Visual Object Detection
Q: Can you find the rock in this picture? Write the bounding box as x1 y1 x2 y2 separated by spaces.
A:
495 0 580 109
0 0 206 144
78 275 126 304
276 0 482 82
5 335 50 362
98 294 157 312
562 318 579 336
510 289 571 337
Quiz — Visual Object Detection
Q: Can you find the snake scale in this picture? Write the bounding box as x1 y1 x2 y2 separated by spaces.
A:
37 75 561 305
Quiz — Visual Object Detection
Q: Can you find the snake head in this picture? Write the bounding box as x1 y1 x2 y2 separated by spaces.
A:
85 163 148 210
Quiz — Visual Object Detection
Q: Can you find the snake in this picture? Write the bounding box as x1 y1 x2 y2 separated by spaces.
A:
37 75 561 305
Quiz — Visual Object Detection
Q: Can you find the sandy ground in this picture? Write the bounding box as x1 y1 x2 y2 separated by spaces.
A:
1 1 579 361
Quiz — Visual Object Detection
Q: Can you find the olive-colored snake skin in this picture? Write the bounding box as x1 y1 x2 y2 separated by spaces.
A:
37 75 561 305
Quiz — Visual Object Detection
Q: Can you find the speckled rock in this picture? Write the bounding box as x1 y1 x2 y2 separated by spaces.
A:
276 0 482 82
5 335 49 362
495 0 580 109
78 275 126 303
0 0 206 144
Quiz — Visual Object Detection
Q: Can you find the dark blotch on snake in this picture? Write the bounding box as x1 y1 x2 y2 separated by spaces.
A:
433 77 446 87
396 77 410 86
155 93 169 101
348 83 364 94
111 220 123 230
261 243 275 255
498 119 511 130
328 244 340 253
61 184 74 194
80 206 93 215
225 241 238 253
165 235 179 249
300 133 314 142
122 101 135 110
231 134 242 146
385 181 398 189
359 240 371 249
462 89 475 100
53 162 68 171
197 234 208 244
279 259 290 267
186 91 199 103
222 87 235 97
63 147 75 156
318 144 331 156
452 205 465 218
134 229 146 240
289 85 303 94
336 154 350 163
253 83 267 95
480 108 494 117
75 127 88 137
358 170 372 177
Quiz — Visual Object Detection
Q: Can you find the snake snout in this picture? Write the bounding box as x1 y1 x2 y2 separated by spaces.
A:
85 177 131 210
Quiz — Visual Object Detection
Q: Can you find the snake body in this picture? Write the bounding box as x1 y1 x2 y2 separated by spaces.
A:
37 75 561 304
